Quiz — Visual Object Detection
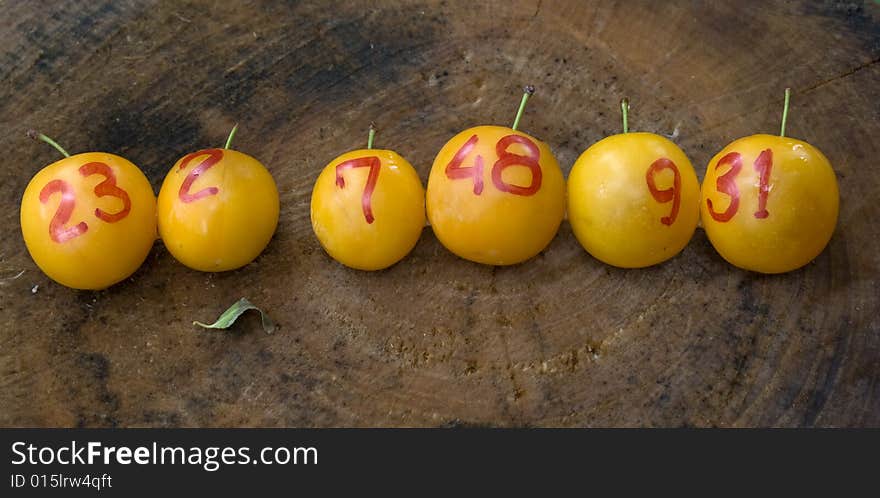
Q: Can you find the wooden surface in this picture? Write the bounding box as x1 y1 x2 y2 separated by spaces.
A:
1 0 879 427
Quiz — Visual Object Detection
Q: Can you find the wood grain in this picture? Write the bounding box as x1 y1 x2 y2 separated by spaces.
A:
1 0 878 427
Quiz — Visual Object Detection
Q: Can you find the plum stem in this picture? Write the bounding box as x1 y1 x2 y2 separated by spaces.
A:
780 88 791 137
367 122 376 149
224 123 239 149
621 98 630 134
28 130 70 158
512 85 535 131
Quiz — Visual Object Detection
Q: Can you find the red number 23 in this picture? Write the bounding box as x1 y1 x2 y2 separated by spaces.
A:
39 162 132 243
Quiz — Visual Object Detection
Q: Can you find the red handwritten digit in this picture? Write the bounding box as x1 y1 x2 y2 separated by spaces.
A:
39 180 88 243
645 158 681 226
79 162 131 222
753 148 772 219
445 134 484 195
178 149 223 203
336 156 381 224
706 152 742 222
491 135 542 196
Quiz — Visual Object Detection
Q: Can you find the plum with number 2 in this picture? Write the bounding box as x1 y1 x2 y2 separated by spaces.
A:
157 125 279 272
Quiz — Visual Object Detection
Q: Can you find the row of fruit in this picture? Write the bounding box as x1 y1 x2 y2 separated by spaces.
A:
20 87 838 290
314 87 838 273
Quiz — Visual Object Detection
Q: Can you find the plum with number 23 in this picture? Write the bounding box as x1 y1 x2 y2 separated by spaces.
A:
426 86 565 266
20 131 157 290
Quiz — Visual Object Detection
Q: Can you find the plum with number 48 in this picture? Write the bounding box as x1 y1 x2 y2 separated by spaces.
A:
426 86 565 266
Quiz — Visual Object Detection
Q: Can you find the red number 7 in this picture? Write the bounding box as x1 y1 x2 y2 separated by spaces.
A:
336 156 381 224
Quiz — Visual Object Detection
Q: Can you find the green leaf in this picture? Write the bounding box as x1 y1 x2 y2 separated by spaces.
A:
193 298 276 334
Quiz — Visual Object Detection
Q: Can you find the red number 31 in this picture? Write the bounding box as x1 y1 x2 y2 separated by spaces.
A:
707 149 772 222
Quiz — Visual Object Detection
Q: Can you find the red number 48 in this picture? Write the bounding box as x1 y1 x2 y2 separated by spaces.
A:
445 134 542 196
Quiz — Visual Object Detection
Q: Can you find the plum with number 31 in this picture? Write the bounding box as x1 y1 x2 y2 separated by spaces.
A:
20 131 157 290
701 89 839 273
311 124 426 271
157 125 279 272
426 86 566 266
567 99 700 268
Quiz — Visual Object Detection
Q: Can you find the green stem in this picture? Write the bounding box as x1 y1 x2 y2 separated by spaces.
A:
367 122 376 149
511 85 535 131
27 130 71 158
224 123 239 149
780 88 791 137
621 98 630 134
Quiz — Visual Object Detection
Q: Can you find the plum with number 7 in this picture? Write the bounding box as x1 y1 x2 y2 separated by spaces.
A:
20 131 157 290
311 124 426 271
426 86 566 266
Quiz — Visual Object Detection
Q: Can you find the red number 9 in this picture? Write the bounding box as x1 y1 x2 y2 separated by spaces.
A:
645 158 681 226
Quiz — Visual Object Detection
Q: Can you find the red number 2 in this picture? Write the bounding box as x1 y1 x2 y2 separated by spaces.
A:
445 134 542 196
336 156 381 224
178 149 223 203
40 180 88 243
645 158 681 226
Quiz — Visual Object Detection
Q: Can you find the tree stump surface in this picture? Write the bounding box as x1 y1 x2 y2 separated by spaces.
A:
1 0 878 427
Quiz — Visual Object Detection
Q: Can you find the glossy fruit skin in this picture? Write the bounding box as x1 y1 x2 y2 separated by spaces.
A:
568 132 700 268
158 148 279 272
426 125 565 265
311 149 425 271
701 134 839 273
20 152 157 290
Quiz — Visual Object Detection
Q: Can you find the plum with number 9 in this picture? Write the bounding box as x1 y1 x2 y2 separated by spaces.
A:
426 86 565 265
567 99 700 268
157 125 279 272
20 132 157 290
